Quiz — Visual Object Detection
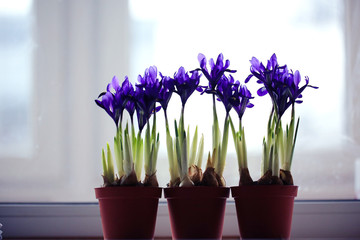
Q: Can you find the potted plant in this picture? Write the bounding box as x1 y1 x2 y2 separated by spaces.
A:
94 66 162 239
230 53 318 239
162 54 247 239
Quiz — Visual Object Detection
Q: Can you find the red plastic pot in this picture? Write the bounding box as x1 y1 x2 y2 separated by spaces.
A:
231 185 298 240
164 186 230 240
95 186 162 240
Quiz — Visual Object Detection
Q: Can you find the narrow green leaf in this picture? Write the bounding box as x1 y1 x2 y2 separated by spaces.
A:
216 143 221 175
236 139 243 169
278 123 285 169
229 116 237 144
181 133 188 178
144 122 151 172
114 136 124 177
189 126 198 166
195 134 204 169
102 148 107 178
218 118 229 176
212 102 221 151
146 143 155 176
123 125 133 176
131 122 136 164
166 126 175 180
261 138 267 176
288 117 300 171
186 125 190 161
268 144 274 173
173 138 181 178
175 134 182 177
152 138 160 174
106 143 115 183
134 133 143 181
241 127 248 169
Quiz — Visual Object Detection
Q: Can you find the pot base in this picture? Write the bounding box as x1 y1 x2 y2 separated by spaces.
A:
95 187 162 240
164 187 230 240
231 185 298 240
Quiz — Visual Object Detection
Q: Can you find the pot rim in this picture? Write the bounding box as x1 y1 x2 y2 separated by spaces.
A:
95 186 162 199
231 185 298 198
164 186 230 199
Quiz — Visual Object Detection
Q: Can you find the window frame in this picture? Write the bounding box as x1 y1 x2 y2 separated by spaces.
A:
1 0 360 238
0 201 360 238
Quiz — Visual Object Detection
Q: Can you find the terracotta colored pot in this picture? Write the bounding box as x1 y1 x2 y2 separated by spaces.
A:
95 186 162 240
231 185 298 240
164 186 230 240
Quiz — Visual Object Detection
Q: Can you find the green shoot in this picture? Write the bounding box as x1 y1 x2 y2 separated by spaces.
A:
102 148 108 178
189 126 198 167
195 134 204 169
123 125 133 176
106 143 115 183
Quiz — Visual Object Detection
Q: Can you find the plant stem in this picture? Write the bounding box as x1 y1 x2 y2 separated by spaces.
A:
212 94 220 170
217 112 229 176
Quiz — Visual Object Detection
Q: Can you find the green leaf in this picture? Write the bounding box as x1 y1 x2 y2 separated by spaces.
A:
181 132 188 178
195 134 204 169
146 143 155 176
106 143 115 183
114 136 124 178
212 99 221 152
166 126 176 181
261 138 267 176
152 137 160 174
217 118 229 176
288 117 300 171
134 133 143 181
241 127 248 169
175 133 182 177
229 116 237 144
189 126 198 166
186 125 190 161
278 123 285 169
230 117 242 170
123 125 133 176
236 139 243 169
131 122 136 164
173 137 180 178
144 122 151 172
102 148 107 178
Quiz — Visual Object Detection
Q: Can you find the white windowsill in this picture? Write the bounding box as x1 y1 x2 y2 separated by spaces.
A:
0 200 360 239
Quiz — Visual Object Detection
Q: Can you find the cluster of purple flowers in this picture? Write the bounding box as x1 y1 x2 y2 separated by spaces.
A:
193 53 254 121
95 66 161 133
95 65 203 133
96 53 316 133
246 53 318 119
96 54 254 135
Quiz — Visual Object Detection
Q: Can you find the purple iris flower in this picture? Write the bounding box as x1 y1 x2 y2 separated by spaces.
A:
135 66 162 132
158 73 175 113
120 77 136 122
246 53 317 119
216 75 238 114
232 82 254 121
95 76 128 128
193 53 236 94
173 66 201 107
216 75 254 119
95 91 119 127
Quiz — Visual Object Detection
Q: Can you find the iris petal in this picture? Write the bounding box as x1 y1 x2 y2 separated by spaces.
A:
294 70 301 86
250 57 261 71
257 87 268 96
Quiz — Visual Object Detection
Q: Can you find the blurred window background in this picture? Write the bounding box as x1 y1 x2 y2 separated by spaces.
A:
0 0 359 201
